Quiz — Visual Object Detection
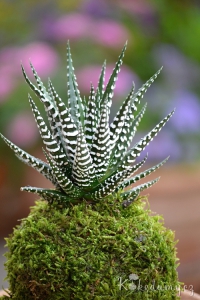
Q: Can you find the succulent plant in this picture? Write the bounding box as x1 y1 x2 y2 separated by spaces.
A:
1 42 173 206
0 42 180 300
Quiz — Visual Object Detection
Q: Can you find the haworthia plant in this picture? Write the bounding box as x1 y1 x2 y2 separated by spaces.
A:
0 42 175 207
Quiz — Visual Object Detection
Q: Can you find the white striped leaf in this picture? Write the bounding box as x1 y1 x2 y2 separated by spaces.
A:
115 156 169 193
90 103 111 178
0 45 175 207
72 127 96 188
98 60 106 98
43 150 82 197
66 41 85 127
117 110 175 171
0 133 57 185
21 64 61 144
109 83 135 151
110 102 147 170
29 95 68 167
48 79 78 164
122 178 160 207
20 186 78 203
84 84 97 146
88 155 148 200
101 42 127 110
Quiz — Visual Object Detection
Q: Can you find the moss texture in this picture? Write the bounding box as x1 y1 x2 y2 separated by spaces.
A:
1 197 180 300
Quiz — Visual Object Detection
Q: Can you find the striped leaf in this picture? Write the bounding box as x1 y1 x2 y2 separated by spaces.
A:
88 155 148 200
20 186 78 203
21 64 42 99
90 103 111 178
47 78 64 145
84 84 97 146
66 41 84 127
117 110 175 171
122 178 160 207
115 156 169 193
28 95 68 167
72 127 96 188
98 60 106 98
110 83 135 150
43 150 82 197
110 102 147 169
49 83 79 163
29 62 52 102
0 133 57 185
131 67 163 110
101 42 127 110
0 44 175 207
21 64 61 144
125 102 147 152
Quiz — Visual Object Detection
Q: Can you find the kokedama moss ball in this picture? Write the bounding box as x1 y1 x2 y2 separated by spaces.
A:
2 197 180 300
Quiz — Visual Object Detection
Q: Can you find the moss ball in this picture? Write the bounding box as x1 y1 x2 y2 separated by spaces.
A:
2 197 181 299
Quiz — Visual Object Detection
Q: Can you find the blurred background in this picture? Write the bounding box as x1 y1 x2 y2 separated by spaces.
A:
0 0 200 294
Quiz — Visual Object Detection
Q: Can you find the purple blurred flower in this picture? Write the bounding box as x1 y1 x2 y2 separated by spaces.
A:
76 64 136 96
136 130 182 162
153 44 200 89
43 13 92 41
91 20 129 47
117 0 155 15
170 90 200 133
6 112 39 147
82 0 110 18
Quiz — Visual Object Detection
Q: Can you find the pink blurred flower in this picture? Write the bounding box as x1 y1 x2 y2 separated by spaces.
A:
44 13 92 41
76 64 135 96
6 112 39 147
42 13 129 48
0 49 19 101
0 68 16 102
19 42 59 78
0 42 58 82
91 20 129 47
117 0 155 15
0 42 58 101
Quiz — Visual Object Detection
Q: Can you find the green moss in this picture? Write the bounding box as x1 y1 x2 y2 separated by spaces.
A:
2 197 181 299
